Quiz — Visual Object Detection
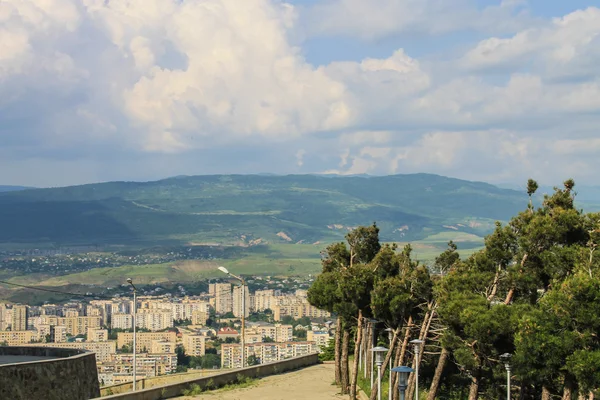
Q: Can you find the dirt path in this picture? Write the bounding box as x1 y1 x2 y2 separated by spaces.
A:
179 363 346 400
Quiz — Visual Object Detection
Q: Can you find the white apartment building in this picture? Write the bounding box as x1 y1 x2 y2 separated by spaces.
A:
136 311 173 331
233 285 250 318
111 313 133 330
221 341 318 369
214 283 233 314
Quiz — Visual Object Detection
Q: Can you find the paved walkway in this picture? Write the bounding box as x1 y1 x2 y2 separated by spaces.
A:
179 363 346 400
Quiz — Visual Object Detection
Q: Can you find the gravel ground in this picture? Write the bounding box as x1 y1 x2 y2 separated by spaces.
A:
179 363 347 400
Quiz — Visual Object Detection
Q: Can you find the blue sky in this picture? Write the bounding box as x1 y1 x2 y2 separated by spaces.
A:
1 0 599 187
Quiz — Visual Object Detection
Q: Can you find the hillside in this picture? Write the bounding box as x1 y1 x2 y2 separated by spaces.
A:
0 186 31 193
0 174 530 247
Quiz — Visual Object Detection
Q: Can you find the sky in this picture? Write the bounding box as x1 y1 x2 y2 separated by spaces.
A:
1 0 599 187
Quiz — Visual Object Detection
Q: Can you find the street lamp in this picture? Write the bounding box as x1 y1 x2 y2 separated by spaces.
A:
371 346 388 400
217 266 246 368
500 353 512 400
410 339 424 400
369 319 378 389
384 328 394 400
126 278 137 392
391 366 414 400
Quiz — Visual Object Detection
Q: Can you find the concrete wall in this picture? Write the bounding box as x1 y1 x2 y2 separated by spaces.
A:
0 346 100 400
97 353 319 400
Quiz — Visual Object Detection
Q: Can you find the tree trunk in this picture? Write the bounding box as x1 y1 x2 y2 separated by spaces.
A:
365 321 372 381
369 328 400 400
350 311 364 400
427 347 449 400
392 317 413 400
506 254 528 304
563 386 572 400
579 393 586 400
341 329 350 395
589 392 595 400
361 324 367 379
335 318 342 386
542 386 551 400
468 371 480 400
405 310 431 400
487 266 501 301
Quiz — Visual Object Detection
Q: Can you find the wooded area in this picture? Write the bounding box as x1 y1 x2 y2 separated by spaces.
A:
308 179 600 400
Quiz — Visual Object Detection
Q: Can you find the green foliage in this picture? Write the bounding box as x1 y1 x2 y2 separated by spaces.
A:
247 355 260 366
318 338 335 361
182 384 203 396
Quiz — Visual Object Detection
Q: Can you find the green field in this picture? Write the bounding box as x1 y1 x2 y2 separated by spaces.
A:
0 236 482 301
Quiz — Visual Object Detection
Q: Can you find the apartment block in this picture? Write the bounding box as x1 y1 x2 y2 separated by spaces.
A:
88 328 109 342
150 340 176 354
233 285 250 318
11 305 28 331
182 334 206 357
307 331 332 348
136 310 173 331
221 341 318 369
111 313 133 330
29 341 117 362
214 283 232 314
0 330 38 346
191 310 208 326
117 331 177 353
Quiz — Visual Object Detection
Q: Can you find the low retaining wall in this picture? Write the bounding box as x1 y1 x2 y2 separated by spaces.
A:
97 353 319 400
0 346 100 400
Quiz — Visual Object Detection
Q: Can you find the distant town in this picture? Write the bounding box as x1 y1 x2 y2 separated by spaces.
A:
0 278 332 387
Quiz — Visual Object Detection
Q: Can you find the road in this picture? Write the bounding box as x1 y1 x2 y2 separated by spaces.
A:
179 363 347 400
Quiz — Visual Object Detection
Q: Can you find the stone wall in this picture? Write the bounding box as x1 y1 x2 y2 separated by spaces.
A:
97 353 319 400
0 346 100 400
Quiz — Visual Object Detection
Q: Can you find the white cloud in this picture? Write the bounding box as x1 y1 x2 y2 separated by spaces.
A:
1 1 600 187
462 7 600 79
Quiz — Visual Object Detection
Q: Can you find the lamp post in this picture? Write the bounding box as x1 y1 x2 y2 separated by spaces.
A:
218 266 246 368
410 339 424 400
372 346 388 400
500 353 512 400
369 319 378 389
126 278 137 392
391 366 414 400
384 328 394 400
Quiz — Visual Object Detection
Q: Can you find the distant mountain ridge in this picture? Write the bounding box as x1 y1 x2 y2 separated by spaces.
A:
0 173 531 247
0 185 32 193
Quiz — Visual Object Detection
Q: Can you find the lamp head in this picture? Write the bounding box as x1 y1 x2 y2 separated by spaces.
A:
371 346 388 366
391 366 414 389
126 278 132 284
218 266 230 275
500 353 512 361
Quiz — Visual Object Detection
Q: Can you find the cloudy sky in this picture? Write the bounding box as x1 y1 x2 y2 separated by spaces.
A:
1 0 599 187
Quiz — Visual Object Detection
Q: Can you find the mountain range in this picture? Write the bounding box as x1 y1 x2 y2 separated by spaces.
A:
0 173 543 248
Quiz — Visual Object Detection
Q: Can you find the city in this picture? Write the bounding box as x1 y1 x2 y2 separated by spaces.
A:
0 277 332 387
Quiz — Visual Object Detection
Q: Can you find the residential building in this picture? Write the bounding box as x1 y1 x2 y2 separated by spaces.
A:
87 328 109 342
0 330 38 346
307 331 332 348
111 313 133 330
221 341 318 369
214 283 232 314
11 305 28 331
150 340 176 354
117 332 177 353
29 341 117 362
182 334 206 357
233 285 250 318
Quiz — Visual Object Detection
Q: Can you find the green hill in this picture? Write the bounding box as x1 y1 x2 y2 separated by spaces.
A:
0 174 530 247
